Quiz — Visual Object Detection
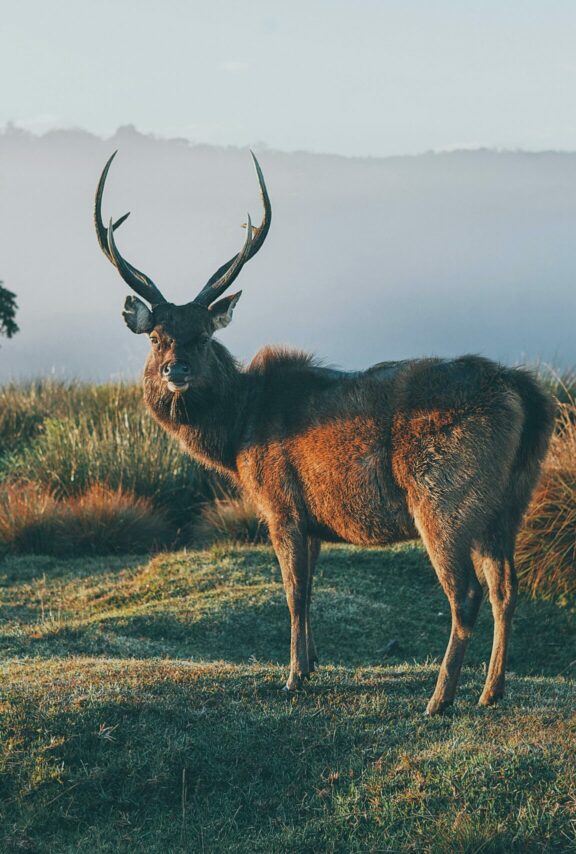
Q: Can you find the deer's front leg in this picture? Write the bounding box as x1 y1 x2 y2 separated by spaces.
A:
270 523 310 691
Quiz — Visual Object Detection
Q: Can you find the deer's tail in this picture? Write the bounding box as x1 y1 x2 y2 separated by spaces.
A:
505 368 556 517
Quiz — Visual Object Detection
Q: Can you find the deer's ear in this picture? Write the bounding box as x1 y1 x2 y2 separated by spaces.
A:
209 291 242 331
122 295 154 334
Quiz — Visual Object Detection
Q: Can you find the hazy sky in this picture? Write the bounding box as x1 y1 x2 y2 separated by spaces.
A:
2 1 576 157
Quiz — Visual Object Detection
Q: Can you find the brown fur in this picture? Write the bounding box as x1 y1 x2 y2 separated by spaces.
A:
139 302 555 713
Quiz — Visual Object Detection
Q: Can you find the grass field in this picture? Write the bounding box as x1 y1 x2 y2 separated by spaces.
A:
1 544 574 852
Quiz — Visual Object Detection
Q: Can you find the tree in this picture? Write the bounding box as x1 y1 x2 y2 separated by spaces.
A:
0 282 19 339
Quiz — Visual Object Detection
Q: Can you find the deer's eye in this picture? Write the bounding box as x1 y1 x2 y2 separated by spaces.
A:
150 336 159 347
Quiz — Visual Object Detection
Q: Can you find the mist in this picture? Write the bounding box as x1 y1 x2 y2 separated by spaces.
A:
1 125 575 382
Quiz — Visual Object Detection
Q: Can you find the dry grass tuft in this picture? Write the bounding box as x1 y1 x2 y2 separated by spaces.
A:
192 493 268 545
0 483 173 556
517 401 576 600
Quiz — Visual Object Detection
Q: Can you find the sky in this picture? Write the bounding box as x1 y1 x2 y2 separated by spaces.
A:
2 1 576 157
2 2 576 380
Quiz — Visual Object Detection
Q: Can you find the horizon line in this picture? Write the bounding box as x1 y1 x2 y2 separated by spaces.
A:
3 122 576 162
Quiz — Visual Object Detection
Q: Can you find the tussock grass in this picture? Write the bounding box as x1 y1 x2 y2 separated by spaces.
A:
4 411 205 518
0 545 574 852
517 401 576 601
193 493 268 545
0 381 210 531
538 365 576 406
0 483 173 556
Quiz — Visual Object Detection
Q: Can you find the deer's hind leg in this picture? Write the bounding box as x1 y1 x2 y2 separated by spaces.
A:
473 516 520 707
415 513 483 715
306 537 321 674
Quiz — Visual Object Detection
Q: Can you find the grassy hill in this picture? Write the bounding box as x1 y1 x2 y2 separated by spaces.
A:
1 544 574 852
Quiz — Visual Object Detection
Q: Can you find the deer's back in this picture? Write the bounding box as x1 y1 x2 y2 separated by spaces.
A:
237 351 540 546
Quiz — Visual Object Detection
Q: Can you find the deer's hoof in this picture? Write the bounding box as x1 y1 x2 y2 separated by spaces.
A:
478 690 504 707
283 673 310 692
425 697 454 716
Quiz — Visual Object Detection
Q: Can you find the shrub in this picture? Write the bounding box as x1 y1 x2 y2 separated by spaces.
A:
0 483 174 556
517 401 576 601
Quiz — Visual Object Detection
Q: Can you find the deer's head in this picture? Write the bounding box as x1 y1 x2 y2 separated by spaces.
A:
94 151 270 393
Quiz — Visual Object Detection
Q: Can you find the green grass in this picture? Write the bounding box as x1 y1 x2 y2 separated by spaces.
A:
1 544 574 852
0 382 142 457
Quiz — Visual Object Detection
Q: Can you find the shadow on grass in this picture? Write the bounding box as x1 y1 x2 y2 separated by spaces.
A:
1 545 574 678
0 552 145 582
1 658 574 853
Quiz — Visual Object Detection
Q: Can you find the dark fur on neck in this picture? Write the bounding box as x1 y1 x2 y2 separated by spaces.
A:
143 339 248 476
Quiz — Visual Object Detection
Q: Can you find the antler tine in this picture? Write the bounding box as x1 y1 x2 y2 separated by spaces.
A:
94 151 130 260
106 218 167 306
95 151 167 305
194 151 271 306
194 214 254 307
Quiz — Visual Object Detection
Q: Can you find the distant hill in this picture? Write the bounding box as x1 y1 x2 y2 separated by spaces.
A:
1 125 575 381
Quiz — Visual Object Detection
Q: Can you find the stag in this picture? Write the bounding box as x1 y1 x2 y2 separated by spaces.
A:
95 151 554 714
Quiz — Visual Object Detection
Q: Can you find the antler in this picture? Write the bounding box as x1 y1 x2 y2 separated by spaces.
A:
96 150 270 308
94 151 167 305
193 151 271 307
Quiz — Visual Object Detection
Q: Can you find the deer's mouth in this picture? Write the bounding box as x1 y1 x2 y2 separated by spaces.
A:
167 380 191 393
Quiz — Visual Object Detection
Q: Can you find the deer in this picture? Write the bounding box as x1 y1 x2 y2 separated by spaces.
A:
94 151 555 715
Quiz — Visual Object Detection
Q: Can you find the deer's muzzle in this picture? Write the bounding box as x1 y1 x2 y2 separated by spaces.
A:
162 360 191 392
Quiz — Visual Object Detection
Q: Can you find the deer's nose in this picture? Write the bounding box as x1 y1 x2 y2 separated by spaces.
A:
162 360 190 380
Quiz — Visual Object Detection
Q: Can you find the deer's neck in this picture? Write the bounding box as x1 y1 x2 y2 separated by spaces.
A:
144 344 248 478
